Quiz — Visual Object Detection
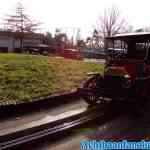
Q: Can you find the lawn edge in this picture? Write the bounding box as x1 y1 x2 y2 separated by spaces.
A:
0 89 81 116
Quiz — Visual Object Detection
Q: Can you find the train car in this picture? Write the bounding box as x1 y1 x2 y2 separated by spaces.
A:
61 49 83 60
80 32 150 105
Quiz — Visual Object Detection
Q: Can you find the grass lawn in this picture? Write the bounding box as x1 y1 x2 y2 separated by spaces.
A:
0 54 104 104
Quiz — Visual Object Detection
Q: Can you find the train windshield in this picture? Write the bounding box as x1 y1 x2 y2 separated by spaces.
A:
106 39 127 58
106 39 148 60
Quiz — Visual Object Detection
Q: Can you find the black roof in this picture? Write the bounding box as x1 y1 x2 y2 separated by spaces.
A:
106 32 150 40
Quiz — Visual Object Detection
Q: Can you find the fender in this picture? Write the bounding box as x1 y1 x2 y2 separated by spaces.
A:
86 72 102 76
84 73 103 88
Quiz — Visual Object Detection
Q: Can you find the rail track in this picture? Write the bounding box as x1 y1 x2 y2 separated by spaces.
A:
0 101 122 150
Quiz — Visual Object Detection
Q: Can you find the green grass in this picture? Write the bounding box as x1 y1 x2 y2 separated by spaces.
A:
0 54 104 103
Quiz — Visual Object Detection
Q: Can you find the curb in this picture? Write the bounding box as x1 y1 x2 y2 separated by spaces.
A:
0 90 81 117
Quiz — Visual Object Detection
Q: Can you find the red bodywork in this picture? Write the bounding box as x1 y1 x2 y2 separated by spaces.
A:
59 49 83 60
81 33 150 105
107 59 149 80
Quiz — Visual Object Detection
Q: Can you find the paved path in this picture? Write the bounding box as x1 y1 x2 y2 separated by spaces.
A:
0 98 87 136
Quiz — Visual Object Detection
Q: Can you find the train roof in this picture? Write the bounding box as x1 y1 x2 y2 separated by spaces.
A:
106 32 150 40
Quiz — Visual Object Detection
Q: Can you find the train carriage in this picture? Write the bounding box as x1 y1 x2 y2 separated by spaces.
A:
80 32 150 105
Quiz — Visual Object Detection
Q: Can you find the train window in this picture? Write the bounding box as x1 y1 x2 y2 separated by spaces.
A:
106 39 127 57
127 41 147 59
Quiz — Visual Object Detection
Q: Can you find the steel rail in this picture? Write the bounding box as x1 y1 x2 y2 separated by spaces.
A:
0 102 118 150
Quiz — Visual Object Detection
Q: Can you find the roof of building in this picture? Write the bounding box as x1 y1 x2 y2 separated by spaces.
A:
0 30 43 39
106 32 150 40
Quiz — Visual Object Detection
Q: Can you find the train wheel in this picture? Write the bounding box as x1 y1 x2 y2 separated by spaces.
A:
82 75 101 105
83 91 99 105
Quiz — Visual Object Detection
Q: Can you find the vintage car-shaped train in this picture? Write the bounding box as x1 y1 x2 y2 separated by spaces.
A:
80 32 150 105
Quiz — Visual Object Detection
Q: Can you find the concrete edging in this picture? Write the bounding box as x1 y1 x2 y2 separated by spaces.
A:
0 90 80 117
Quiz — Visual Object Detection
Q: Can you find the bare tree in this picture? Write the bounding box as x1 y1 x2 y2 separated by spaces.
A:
3 2 41 49
98 6 127 38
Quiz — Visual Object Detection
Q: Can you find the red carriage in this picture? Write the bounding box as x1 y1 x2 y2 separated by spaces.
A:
80 32 150 105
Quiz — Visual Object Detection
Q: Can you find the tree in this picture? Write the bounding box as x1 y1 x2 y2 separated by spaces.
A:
44 32 54 45
54 29 68 51
76 40 85 50
85 30 104 49
98 6 127 38
135 28 144 32
3 2 40 49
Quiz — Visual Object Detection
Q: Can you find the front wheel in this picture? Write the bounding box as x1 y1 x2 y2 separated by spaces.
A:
83 90 99 105
82 75 102 105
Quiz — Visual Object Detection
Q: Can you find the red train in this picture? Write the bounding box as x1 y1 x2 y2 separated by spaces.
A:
80 32 150 105
59 48 83 60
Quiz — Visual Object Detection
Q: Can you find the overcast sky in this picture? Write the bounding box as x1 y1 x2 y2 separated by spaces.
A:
0 0 149 38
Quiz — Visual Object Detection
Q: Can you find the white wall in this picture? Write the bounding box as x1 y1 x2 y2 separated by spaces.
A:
0 35 42 52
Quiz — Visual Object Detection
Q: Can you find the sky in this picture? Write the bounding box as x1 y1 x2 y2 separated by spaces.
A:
0 0 150 38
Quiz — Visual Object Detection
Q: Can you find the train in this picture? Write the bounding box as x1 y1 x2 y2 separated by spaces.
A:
80 32 150 105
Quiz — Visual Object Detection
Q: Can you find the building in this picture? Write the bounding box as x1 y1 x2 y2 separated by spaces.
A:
0 31 44 52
